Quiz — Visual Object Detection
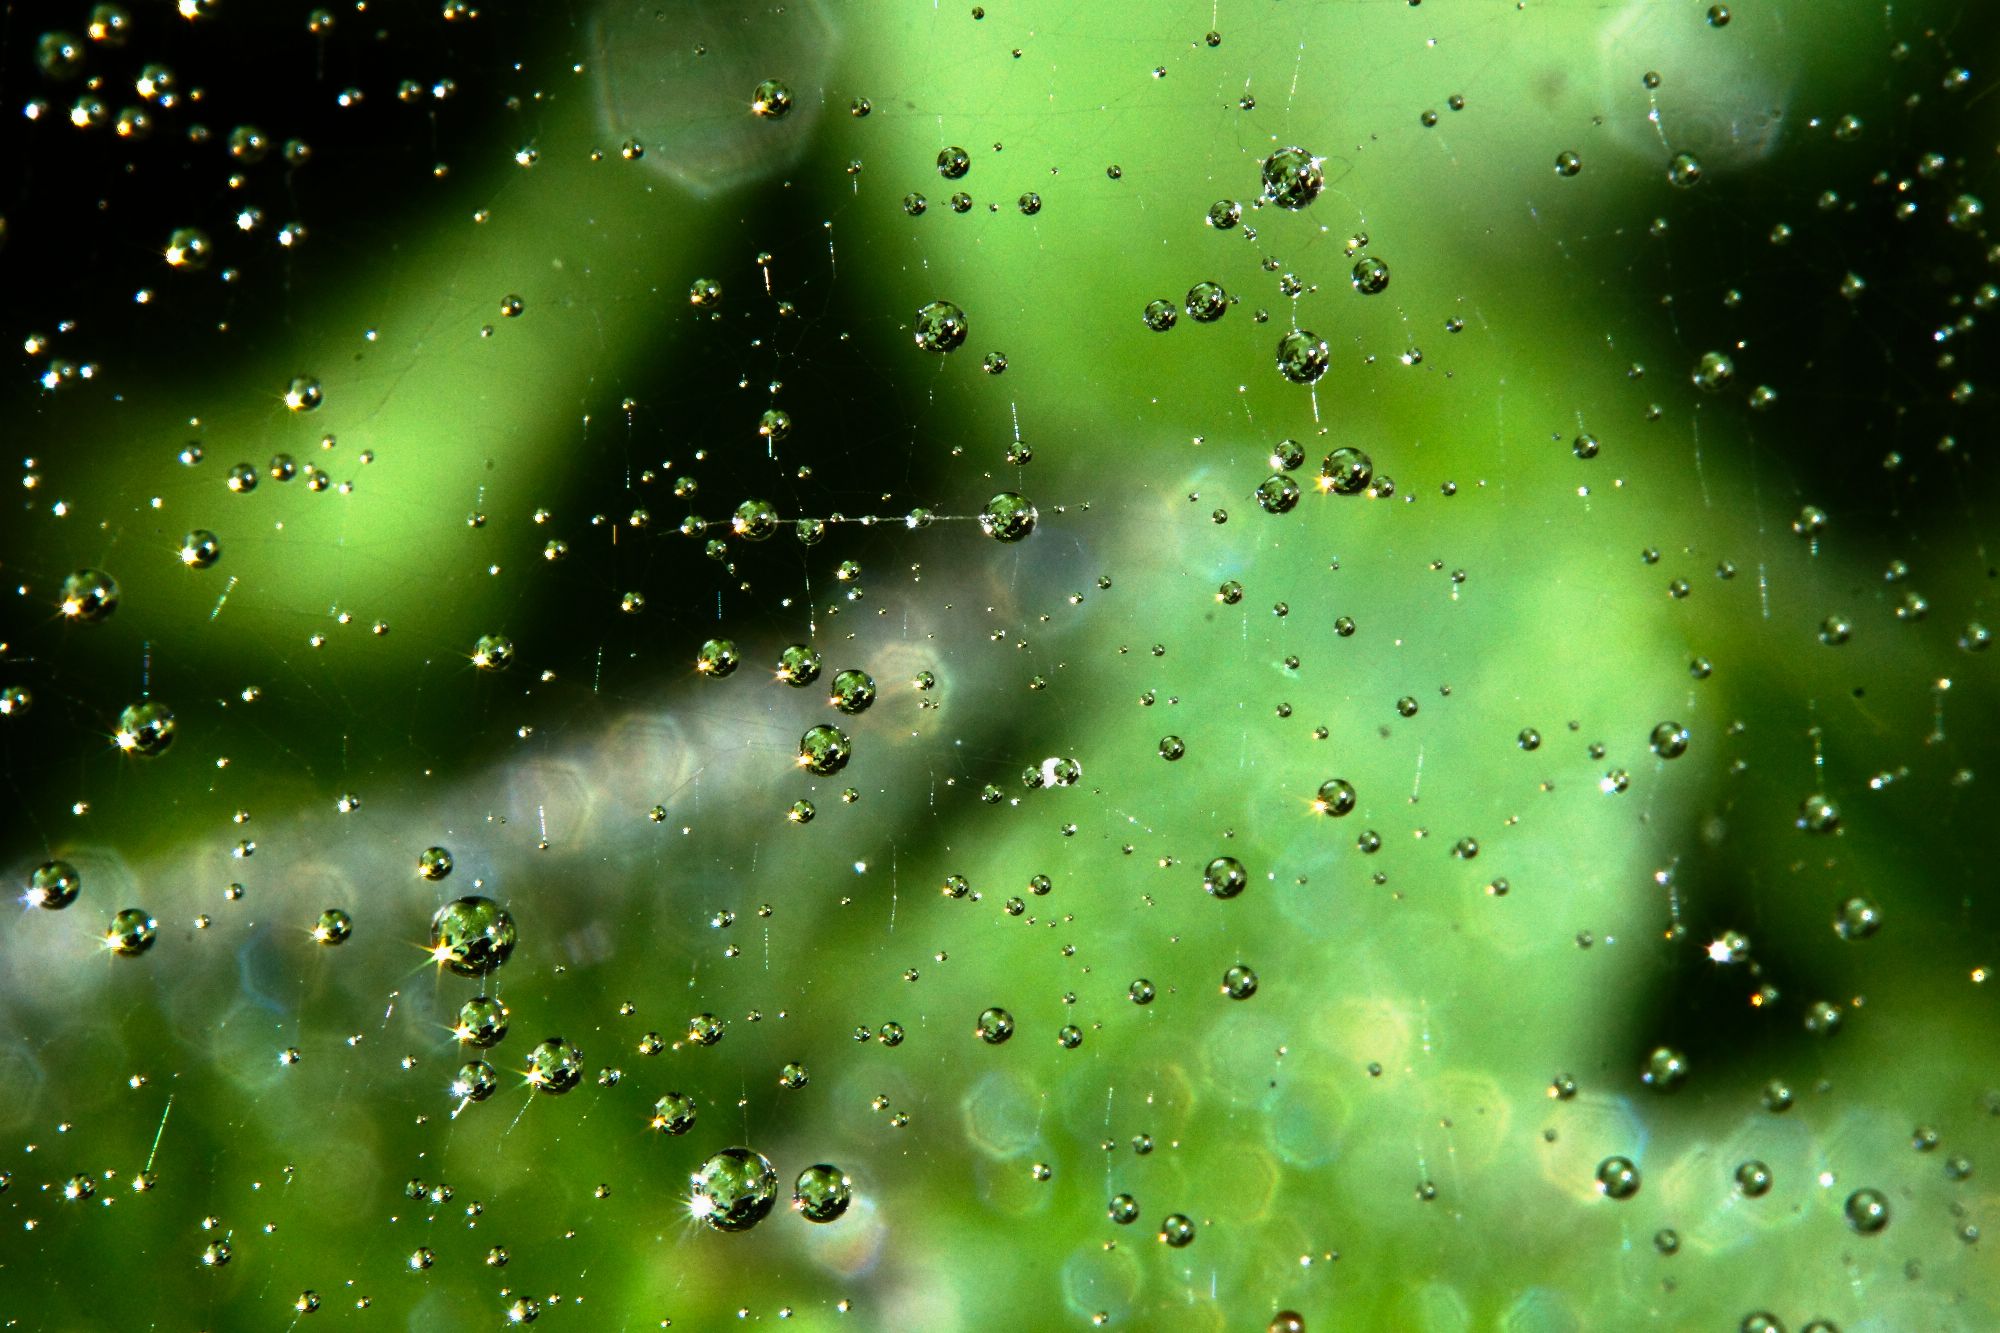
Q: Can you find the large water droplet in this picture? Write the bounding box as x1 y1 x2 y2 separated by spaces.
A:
914 300 969 353
1276 330 1329 384
690 1147 779 1232
1260 146 1324 209
428 897 518 976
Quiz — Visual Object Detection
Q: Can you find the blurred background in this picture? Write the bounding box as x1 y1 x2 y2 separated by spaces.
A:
1 1 1997 1328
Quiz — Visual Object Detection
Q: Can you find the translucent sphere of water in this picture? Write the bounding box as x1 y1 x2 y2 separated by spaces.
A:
979 492 1038 542
26 860 80 910
914 300 969 353
1275 330 1329 384
690 1147 779 1232
792 1164 852 1223
428 897 517 977
115 702 175 757
1261 146 1324 209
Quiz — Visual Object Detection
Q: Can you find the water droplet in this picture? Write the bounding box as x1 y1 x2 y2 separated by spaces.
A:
525 1037 584 1094
1554 150 1581 177
165 227 211 269
1835 897 1881 939
976 1007 1014 1044
1276 329 1330 384
283 375 323 412
59 568 119 622
1649 722 1690 758
1796 795 1840 834
472 634 515 671
750 78 792 118
1313 778 1357 815
1221 964 1258 999
428 897 517 976
115 701 175 757
451 1061 497 1101
979 492 1037 542
798 724 852 775
1158 1213 1197 1246
36 30 86 78
1734 1160 1773 1196
651 1091 698 1134
829 669 876 714
1261 146 1324 209
1185 281 1228 322
792 1164 852 1222
1255 474 1300 514
777 644 823 687
1350 256 1390 295
1596 1156 1641 1199
690 1148 779 1231
697 639 741 677
312 908 352 945
1692 350 1734 390
26 860 80 910
456 995 509 1047
915 300 969 353
1319 447 1373 494
1203 856 1248 899
1845 1188 1889 1233
106 907 156 956
179 529 221 569
418 847 454 881
1642 1046 1688 1091
732 498 780 541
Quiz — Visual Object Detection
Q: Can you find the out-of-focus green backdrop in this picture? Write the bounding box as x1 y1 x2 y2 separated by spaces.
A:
2 1 1996 1329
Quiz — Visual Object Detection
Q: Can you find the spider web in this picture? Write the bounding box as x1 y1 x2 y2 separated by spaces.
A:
1 1 1996 1329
